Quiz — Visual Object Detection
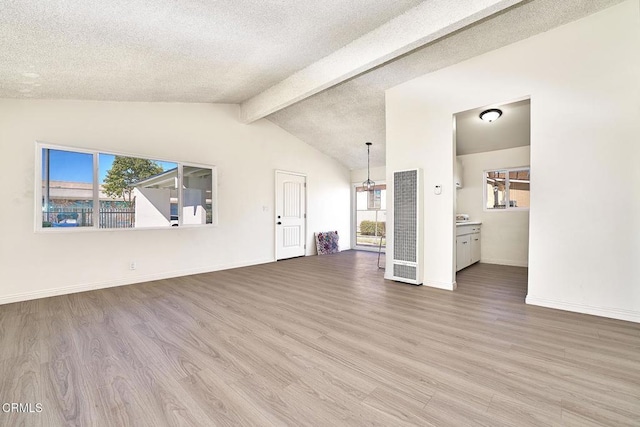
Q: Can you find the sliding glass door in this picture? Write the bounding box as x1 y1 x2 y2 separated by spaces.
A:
353 183 386 252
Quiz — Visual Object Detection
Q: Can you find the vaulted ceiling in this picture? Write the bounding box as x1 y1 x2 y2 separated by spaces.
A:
0 0 622 169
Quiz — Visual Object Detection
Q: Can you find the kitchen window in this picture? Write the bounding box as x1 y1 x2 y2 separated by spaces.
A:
484 167 530 211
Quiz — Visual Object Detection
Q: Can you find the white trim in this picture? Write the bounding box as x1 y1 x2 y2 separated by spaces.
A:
92 152 100 229
480 259 529 267
177 163 184 226
274 169 307 177
351 182 357 249
34 142 43 232
423 279 456 291
36 224 216 234
482 207 530 212
0 258 275 306
210 164 219 227
526 296 640 324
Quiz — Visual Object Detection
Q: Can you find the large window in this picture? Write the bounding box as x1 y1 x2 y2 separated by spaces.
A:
38 143 217 230
484 167 530 210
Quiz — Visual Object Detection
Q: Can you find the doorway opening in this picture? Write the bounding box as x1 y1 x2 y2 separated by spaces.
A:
453 98 531 297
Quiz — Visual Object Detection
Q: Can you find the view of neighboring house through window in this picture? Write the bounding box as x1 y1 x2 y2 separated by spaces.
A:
39 144 216 230
354 184 386 249
485 167 530 210
99 153 178 229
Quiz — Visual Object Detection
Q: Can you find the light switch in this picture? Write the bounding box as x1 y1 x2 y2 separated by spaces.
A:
434 185 442 195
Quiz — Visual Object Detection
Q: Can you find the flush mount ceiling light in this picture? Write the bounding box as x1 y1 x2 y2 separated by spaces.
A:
362 142 375 191
480 108 502 123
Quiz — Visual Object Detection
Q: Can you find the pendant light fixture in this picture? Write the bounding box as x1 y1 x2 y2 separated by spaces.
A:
479 108 502 122
363 142 375 191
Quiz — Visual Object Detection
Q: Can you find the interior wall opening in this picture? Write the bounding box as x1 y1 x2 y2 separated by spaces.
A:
453 97 531 298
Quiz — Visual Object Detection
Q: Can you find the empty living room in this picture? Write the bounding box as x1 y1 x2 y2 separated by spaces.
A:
1 1 639 426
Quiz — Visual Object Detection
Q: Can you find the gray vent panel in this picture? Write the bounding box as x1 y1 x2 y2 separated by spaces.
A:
393 264 417 280
393 170 417 263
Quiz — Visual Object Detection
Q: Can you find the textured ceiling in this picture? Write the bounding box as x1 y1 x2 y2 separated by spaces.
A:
455 99 530 156
0 0 422 102
0 0 623 170
267 0 622 170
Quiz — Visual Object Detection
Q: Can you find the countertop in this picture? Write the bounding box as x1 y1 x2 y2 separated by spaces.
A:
456 221 482 226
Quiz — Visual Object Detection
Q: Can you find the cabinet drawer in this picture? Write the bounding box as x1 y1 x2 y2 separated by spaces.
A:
456 224 481 236
456 225 472 236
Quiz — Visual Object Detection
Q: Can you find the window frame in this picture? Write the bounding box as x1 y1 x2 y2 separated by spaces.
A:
351 182 387 252
35 142 218 232
483 166 530 212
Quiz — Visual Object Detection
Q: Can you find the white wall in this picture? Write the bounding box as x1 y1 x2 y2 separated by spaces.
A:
0 100 351 304
350 166 386 184
386 0 640 322
457 146 530 267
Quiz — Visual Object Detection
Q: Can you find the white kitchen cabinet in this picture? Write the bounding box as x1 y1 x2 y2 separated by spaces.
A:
456 223 481 271
456 235 470 271
471 232 481 264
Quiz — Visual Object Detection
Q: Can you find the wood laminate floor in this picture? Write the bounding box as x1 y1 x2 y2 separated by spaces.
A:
1 251 639 426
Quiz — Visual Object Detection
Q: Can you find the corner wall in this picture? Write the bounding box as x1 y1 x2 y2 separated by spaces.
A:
386 0 640 321
0 100 351 304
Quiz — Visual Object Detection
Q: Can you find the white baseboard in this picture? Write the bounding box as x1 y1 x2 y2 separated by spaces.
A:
382 274 456 290
481 258 528 267
423 280 456 291
0 258 274 306
526 295 640 324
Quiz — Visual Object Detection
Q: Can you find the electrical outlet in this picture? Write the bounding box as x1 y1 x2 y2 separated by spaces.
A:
129 261 137 270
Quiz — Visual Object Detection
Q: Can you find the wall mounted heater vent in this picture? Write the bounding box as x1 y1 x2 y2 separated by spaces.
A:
391 169 423 285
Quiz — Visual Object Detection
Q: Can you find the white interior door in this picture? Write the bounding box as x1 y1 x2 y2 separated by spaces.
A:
276 171 306 260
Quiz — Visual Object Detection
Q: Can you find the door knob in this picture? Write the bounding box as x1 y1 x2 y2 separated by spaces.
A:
277 222 282 225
